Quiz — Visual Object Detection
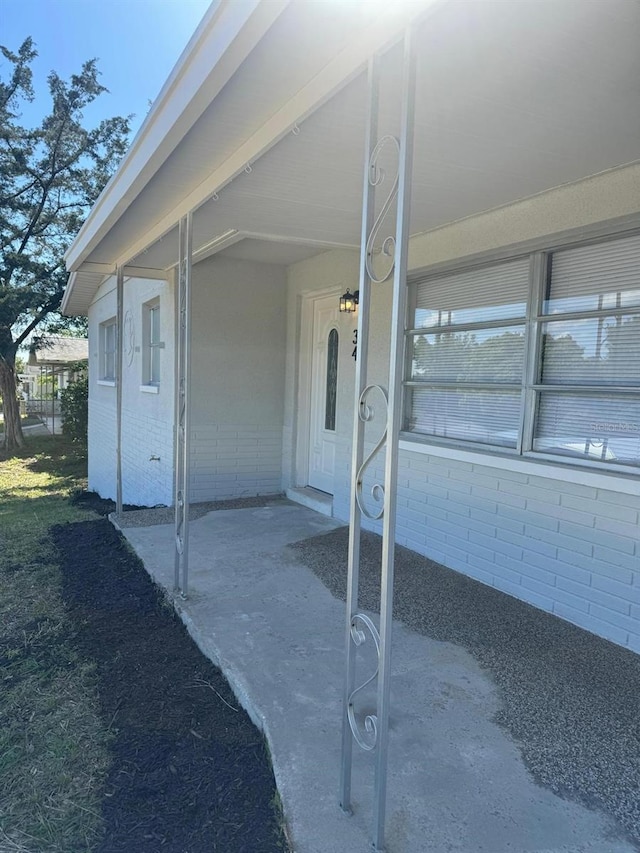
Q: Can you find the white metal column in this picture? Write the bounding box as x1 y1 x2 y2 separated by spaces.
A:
340 28 416 853
174 213 193 596
115 264 124 515
340 52 380 811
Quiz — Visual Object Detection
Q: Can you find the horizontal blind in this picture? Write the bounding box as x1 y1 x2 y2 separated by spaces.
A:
540 317 640 386
411 326 525 383
545 232 640 314
409 387 521 447
534 392 640 466
414 257 530 327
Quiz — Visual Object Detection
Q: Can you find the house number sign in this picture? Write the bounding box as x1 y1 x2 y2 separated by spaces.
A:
352 329 358 361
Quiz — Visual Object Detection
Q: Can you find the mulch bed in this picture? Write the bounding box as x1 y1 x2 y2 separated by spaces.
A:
52 508 289 853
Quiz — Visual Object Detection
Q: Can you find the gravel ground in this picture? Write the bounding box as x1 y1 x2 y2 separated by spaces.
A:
290 526 640 850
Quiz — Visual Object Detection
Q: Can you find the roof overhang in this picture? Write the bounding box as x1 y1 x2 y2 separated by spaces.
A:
62 0 444 314
64 0 290 274
63 0 640 317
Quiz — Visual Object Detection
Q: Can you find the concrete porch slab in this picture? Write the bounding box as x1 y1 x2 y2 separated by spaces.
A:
286 486 333 517
120 504 635 853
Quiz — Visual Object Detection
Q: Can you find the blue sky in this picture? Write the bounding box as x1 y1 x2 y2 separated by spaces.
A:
1 0 212 136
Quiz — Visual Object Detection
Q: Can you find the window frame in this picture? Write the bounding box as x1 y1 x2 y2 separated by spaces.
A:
405 253 531 450
99 318 117 383
142 298 162 389
403 220 640 476
325 327 339 432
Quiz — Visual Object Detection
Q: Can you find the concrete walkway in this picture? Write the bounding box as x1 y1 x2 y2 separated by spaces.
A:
120 503 636 853
22 422 51 436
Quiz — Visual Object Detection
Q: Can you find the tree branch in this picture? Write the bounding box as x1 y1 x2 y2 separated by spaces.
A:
15 105 72 257
14 294 62 349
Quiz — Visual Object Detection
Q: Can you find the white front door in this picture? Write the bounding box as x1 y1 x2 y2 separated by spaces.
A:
308 294 340 494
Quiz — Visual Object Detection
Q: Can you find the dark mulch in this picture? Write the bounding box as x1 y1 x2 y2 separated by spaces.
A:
52 515 289 853
71 490 146 516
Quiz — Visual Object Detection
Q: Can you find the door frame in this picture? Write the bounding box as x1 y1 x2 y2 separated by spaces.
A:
294 285 344 490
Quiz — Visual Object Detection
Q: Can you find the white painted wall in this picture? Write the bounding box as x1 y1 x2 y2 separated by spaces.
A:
284 165 640 654
88 254 287 507
408 162 640 271
189 254 287 501
87 275 174 506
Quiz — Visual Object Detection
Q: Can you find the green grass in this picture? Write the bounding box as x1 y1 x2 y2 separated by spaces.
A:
0 437 111 852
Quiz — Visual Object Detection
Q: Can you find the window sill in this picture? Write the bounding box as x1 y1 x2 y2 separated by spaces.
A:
97 379 116 387
399 435 640 496
140 384 159 394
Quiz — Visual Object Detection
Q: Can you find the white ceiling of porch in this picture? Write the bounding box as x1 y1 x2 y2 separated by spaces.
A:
218 239 329 266
93 0 640 275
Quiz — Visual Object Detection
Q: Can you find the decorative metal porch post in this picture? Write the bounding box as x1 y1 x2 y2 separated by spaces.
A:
340 28 416 853
340 51 379 810
174 213 193 596
115 264 124 515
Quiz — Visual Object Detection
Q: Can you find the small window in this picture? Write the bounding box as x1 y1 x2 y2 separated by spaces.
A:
325 328 339 431
100 319 117 381
142 300 161 386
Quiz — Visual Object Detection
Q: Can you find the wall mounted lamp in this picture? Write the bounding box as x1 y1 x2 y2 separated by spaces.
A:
339 289 359 313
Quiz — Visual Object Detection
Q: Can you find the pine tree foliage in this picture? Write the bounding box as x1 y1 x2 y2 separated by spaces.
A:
0 38 130 450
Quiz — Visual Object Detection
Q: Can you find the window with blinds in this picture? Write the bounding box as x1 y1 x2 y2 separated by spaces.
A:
100 319 117 381
407 258 529 448
143 299 161 387
404 230 640 470
533 234 640 466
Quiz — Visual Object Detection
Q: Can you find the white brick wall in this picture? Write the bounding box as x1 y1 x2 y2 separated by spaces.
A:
88 382 174 506
189 255 287 503
190 424 283 502
121 409 174 507
331 440 640 654
88 396 117 500
87 275 175 507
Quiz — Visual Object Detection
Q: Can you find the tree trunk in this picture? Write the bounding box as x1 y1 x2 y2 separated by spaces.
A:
0 359 25 453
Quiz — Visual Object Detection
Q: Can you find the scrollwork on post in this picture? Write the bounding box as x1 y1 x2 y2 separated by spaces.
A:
355 384 388 520
124 310 135 367
365 135 400 285
347 613 381 751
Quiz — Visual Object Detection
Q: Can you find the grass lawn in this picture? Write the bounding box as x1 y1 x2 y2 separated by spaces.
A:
0 436 110 852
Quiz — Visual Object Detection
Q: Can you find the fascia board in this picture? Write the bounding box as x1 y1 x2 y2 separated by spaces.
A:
60 272 77 315
61 263 169 316
79 262 170 280
61 270 110 317
64 0 290 273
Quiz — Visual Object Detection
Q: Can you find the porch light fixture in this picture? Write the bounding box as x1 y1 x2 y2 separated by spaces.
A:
339 289 359 313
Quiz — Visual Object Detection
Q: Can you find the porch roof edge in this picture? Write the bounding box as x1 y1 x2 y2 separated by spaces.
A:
63 0 290 275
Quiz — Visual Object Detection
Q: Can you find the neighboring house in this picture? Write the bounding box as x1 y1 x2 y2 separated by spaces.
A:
25 336 89 393
61 0 639 655
22 336 88 432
